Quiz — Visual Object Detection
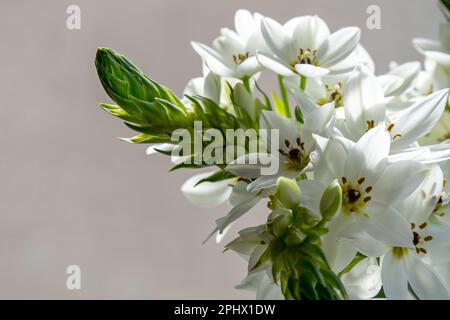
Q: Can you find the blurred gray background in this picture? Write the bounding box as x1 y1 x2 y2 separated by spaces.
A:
0 0 444 299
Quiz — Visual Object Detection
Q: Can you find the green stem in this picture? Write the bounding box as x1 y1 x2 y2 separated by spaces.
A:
300 76 307 91
277 75 291 118
242 76 252 94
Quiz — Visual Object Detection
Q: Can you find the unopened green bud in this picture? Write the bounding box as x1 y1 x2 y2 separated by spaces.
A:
275 177 301 209
320 179 342 221
285 227 307 246
270 208 292 237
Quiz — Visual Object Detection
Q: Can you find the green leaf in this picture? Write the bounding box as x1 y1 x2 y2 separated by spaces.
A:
194 170 236 187
120 133 169 144
168 158 211 172
272 93 289 117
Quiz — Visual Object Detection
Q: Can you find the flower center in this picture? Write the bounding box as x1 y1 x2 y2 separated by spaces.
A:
278 137 309 172
318 82 344 108
341 176 372 216
233 52 250 65
392 247 409 259
290 48 319 68
410 222 433 254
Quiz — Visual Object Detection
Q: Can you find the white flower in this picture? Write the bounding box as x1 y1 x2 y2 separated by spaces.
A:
301 125 429 271
226 105 335 192
257 15 360 78
288 75 346 110
337 65 449 152
191 10 266 79
379 165 450 300
341 257 382 300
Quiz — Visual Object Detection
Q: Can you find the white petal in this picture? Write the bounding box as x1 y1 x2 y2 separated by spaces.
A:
425 51 450 66
191 42 235 77
343 64 385 139
291 15 330 50
322 214 358 273
381 250 408 300
260 17 295 62
260 110 299 150
229 180 256 206
256 53 295 76
323 236 358 273
290 87 318 116
226 153 279 178
181 172 232 208
341 257 382 300
247 175 279 192
234 9 254 40
361 205 413 248
388 142 450 165
317 27 361 67
413 38 443 55
390 89 449 148
373 160 428 205
203 71 221 104
406 256 450 300
301 102 335 153
313 136 347 185
237 55 264 77
216 195 261 232
216 223 233 243
297 179 326 217
427 224 450 249
184 77 205 97
395 164 443 223
378 74 403 96
384 61 421 97
294 64 329 78
343 228 390 257
344 125 390 184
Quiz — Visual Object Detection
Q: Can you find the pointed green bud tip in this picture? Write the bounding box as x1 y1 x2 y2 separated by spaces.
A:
275 177 301 209
320 179 342 221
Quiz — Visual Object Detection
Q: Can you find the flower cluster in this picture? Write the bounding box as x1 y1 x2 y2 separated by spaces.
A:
95 4 450 300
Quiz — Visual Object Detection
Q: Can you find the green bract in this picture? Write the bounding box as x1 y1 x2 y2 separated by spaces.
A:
95 48 240 144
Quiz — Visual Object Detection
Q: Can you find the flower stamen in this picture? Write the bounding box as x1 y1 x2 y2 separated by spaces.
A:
279 137 309 172
366 120 375 130
318 82 344 108
291 48 319 68
233 52 250 65
410 222 433 255
341 176 373 215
